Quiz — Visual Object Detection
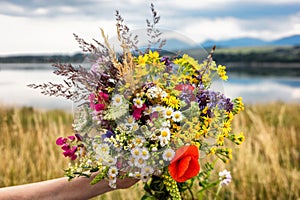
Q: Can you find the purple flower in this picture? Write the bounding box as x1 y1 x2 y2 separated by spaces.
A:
102 130 115 140
75 133 83 141
196 85 234 115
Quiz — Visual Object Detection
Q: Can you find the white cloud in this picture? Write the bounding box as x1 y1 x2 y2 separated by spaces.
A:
0 14 116 55
0 1 25 14
176 13 300 43
157 0 299 10
0 1 299 55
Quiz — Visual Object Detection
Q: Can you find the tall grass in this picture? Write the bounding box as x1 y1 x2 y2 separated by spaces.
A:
0 105 72 186
0 102 299 199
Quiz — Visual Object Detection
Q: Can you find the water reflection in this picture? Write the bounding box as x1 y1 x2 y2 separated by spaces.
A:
0 64 299 111
223 76 300 103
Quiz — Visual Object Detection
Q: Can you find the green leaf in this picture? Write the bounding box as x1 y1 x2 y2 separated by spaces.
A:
90 167 109 185
141 194 157 200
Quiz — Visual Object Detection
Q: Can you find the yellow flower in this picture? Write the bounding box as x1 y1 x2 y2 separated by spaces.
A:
148 50 160 62
203 116 212 126
226 111 234 121
199 125 209 138
202 106 209 115
233 132 245 145
209 147 217 155
217 65 228 81
164 96 180 109
222 121 232 136
217 134 225 146
233 97 245 114
172 123 181 131
136 54 148 66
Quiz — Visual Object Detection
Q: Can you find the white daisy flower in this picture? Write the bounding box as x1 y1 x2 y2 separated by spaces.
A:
141 166 154 175
99 143 110 153
108 166 118 177
108 177 117 188
153 105 164 113
112 94 123 106
159 137 169 147
164 107 173 119
172 111 183 122
162 120 171 127
162 149 175 161
105 156 117 166
135 157 147 168
132 123 139 131
140 147 150 160
159 127 170 139
130 171 142 179
158 128 171 147
125 116 135 126
132 136 145 147
94 143 110 158
131 147 141 158
133 97 144 108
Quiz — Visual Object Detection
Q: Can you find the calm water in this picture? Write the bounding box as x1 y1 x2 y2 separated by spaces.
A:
0 63 300 111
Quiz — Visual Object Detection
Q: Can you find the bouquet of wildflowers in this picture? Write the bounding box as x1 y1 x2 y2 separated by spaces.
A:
29 4 244 200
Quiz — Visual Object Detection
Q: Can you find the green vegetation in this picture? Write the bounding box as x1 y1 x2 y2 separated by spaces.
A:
0 53 84 63
0 103 299 199
1 45 300 63
1 45 300 76
207 45 300 63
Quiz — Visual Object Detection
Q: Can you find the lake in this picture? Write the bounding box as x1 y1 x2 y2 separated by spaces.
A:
0 63 300 111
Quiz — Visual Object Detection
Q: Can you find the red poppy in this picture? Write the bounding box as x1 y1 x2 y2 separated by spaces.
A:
168 145 200 182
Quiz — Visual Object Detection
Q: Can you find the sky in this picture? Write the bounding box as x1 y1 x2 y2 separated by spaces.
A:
0 0 299 56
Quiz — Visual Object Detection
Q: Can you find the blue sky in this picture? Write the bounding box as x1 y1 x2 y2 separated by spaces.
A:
0 0 299 55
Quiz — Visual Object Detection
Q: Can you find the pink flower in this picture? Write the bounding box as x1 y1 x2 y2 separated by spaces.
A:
62 146 78 160
98 92 109 101
132 104 147 120
67 135 76 141
95 103 105 111
56 137 67 145
89 91 109 111
89 93 96 109
56 135 80 160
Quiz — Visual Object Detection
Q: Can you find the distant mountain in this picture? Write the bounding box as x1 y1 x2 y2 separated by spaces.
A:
164 38 197 50
270 35 300 46
202 37 266 48
201 34 300 48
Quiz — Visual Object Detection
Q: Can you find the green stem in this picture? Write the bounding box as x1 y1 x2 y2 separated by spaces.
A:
214 184 222 200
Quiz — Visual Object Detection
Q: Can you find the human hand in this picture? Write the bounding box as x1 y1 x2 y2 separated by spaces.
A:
115 174 139 189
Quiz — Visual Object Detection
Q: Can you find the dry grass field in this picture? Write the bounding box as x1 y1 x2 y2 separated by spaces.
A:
0 102 299 199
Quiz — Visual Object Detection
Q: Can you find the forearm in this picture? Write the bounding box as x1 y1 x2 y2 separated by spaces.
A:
0 176 113 200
